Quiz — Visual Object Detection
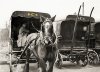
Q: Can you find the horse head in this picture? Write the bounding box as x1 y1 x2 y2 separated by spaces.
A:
40 15 56 45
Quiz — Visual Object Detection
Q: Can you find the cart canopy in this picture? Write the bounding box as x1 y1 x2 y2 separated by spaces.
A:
11 11 51 48
12 11 51 18
11 11 51 41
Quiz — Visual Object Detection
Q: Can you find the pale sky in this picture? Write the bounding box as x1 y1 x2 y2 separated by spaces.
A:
0 0 100 28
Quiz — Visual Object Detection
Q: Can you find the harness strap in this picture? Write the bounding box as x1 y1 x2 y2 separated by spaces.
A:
20 34 40 59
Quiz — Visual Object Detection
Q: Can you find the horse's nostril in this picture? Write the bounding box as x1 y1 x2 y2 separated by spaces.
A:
45 39 51 45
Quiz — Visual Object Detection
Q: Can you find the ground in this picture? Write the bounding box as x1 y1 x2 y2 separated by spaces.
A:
0 43 100 72
0 62 100 72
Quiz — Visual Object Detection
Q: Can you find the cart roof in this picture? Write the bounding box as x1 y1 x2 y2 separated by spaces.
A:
11 11 51 18
66 15 95 22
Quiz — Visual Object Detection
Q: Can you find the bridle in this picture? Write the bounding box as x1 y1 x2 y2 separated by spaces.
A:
31 18 56 47
41 19 55 46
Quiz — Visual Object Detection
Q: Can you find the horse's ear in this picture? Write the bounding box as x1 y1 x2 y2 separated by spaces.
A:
40 16 45 22
51 15 56 22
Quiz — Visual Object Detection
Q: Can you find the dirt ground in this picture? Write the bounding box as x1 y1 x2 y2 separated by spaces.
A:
0 44 100 72
0 62 100 72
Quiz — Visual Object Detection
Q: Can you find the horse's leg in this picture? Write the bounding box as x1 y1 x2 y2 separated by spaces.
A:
48 54 56 72
38 58 47 72
47 61 55 72
47 50 57 72
31 48 46 72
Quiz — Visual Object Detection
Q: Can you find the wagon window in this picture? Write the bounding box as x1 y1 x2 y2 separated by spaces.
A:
60 20 89 41
75 21 89 41
60 20 75 40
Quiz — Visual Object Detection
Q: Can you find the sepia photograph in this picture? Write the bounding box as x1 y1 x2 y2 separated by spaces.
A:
0 0 100 72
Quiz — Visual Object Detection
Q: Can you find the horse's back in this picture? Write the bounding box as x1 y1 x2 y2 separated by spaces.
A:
26 33 39 42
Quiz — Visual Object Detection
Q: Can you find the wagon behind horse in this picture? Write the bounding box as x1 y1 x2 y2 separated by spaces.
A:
9 11 57 72
55 15 95 68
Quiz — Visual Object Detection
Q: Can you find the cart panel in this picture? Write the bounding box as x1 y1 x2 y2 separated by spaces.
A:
95 22 100 46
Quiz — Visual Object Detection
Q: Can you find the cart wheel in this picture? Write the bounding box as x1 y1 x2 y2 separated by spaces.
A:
88 51 99 65
55 60 62 69
77 55 88 67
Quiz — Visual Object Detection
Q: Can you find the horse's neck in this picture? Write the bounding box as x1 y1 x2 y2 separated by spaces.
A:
40 31 52 37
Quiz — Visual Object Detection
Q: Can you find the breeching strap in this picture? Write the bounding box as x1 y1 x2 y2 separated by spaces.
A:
19 35 39 59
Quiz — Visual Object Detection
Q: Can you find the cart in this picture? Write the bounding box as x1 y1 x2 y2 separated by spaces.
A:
9 11 51 72
55 15 95 68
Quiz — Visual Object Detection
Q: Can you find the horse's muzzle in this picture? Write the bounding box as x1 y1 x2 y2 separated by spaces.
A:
44 39 50 45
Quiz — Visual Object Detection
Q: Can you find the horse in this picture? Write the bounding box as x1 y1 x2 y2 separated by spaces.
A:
25 15 57 72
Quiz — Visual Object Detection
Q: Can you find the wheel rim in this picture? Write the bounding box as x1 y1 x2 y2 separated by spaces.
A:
88 51 99 65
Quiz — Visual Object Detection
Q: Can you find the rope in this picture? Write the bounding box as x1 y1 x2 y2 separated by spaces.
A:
31 22 40 32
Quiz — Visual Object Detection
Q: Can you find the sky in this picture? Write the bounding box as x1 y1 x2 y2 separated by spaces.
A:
0 0 100 28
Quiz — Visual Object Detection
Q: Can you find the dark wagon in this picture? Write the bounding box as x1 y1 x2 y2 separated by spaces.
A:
9 11 51 72
55 15 95 68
